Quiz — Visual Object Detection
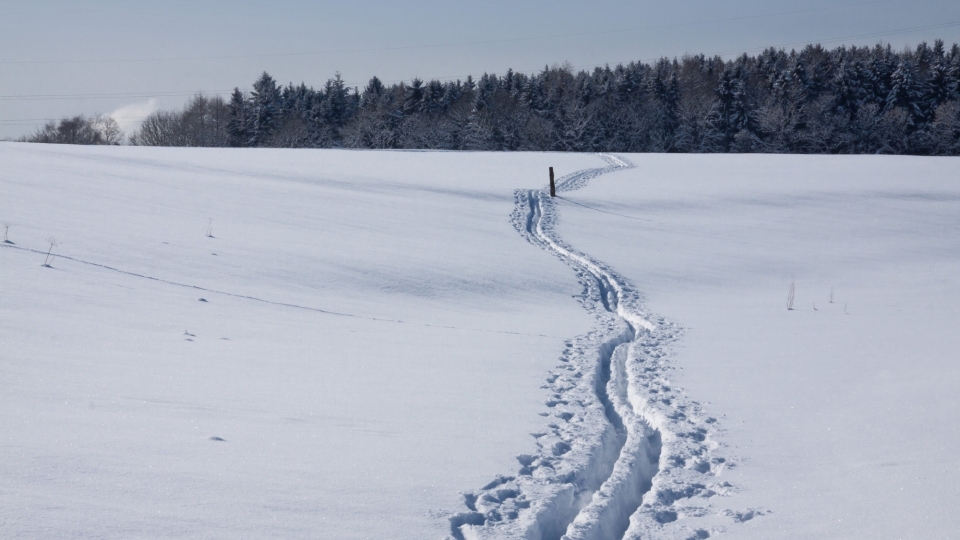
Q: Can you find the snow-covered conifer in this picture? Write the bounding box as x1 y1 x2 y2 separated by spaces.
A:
226 88 250 147
249 72 282 146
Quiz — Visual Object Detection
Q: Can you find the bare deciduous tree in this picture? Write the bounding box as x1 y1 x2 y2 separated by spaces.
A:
130 94 228 147
28 115 122 145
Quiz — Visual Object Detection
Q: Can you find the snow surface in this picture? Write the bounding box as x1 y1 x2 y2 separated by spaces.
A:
2 143 959 540
0 144 601 539
554 154 960 539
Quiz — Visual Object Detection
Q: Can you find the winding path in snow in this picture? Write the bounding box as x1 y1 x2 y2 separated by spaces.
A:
452 155 738 540
521 156 660 540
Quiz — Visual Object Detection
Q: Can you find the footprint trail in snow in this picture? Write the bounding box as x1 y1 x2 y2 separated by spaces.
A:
450 154 761 540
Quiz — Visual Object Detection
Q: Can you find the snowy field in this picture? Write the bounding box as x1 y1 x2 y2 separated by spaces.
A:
555 154 960 540
1 143 958 540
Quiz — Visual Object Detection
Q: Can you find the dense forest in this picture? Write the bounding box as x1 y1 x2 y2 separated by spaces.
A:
27 40 960 154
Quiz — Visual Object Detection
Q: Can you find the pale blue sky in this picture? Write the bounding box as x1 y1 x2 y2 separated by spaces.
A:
2 0 960 139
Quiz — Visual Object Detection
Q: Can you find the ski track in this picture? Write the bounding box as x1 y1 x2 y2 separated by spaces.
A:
451 154 757 540
0 153 769 538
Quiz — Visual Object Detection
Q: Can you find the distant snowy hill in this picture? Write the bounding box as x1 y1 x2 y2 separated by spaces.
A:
2 144 958 539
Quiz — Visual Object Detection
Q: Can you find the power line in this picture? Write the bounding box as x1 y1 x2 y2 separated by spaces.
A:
1 16 959 122
372 19 960 87
0 115 152 125
0 0 894 66
0 90 233 101
688 20 960 60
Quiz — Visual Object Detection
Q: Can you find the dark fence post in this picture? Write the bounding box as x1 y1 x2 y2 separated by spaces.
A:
549 167 556 197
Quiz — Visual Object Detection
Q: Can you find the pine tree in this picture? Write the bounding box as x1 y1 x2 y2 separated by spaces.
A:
833 59 865 119
648 60 680 150
472 74 498 113
403 78 425 115
502 69 517 94
441 81 461 110
249 72 281 146
874 45 899 104
703 68 754 151
322 73 354 138
947 56 960 101
361 76 385 108
928 60 953 108
933 39 946 60
887 59 927 124
521 74 548 113
915 41 935 72
226 88 250 147
421 80 446 114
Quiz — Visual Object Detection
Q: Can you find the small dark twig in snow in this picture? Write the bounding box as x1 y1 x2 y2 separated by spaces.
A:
42 237 59 267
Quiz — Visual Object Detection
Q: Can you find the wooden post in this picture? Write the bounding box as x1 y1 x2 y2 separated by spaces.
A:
549 167 556 197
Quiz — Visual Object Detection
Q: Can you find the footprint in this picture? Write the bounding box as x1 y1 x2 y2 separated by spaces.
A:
721 508 767 523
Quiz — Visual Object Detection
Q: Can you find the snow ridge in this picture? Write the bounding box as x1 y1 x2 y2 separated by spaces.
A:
450 155 737 540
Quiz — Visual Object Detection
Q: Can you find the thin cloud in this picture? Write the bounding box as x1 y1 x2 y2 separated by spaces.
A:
109 99 157 133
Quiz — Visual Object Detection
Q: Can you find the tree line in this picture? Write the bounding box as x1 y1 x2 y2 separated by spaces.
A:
24 40 960 154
